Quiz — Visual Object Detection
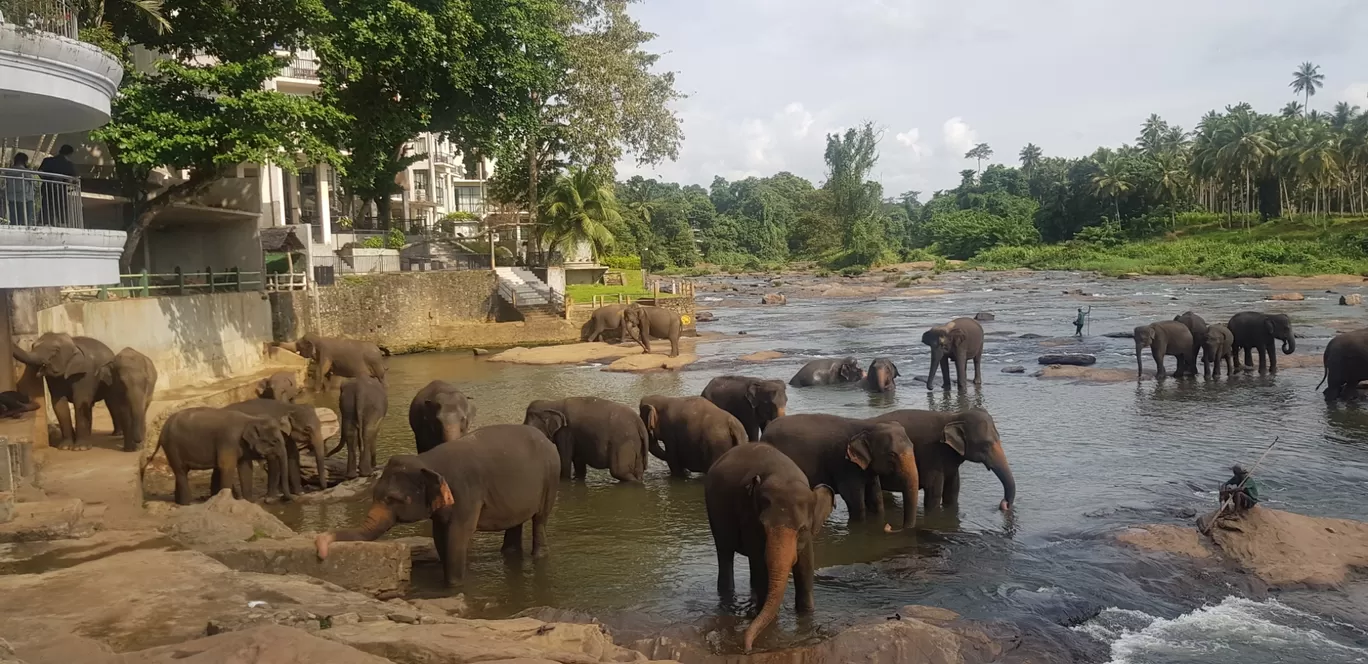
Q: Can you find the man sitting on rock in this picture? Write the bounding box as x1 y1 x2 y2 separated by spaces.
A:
1219 464 1259 513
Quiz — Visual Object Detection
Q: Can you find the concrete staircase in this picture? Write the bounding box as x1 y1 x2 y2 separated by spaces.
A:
494 267 562 318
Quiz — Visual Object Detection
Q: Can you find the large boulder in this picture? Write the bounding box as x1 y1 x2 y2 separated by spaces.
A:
119 625 391 664
760 293 787 305
319 618 678 664
1208 507 1368 588
202 537 411 597
1036 354 1096 366
1267 292 1305 301
149 490 294 548
739 350 784 362
1340 294 1363 305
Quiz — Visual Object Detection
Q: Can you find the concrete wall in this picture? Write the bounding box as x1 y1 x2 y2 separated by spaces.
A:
147 220 263 276
38 291 273 391
272 270 581 352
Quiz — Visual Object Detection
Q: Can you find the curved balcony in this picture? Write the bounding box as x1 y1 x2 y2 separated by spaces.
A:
0 0 124 137
0 166 124 288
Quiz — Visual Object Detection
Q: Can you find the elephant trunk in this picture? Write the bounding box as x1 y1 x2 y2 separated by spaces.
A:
897 451 919 529
744 526 797 652
1282 334 1295 355
336 503 397 543
1134 341 1145 376
441 422 465 445
986 442 1016 510
311 430 328 490
926 348 942 389
647 435 668 461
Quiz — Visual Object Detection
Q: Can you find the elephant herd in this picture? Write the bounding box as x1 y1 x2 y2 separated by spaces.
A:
1134 311 1295 379
784 317 985 394
299 354 1014 651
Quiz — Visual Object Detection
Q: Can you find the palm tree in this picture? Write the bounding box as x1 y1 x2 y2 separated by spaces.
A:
1092 156 1133 222
1295 124 1341 222
1153 152 1189 228
1280 101 1305 118
965 143 993 174
78 0 172 34
1018 143 1042 176
1138 114 1169 154
1331 102 1361 130
542 166 620 260
1290 62 1325 116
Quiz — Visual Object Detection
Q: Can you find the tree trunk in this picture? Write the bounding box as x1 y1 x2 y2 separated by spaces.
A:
118 168 223 271
527 139 540 265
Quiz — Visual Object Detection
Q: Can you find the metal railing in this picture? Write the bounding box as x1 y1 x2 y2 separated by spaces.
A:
61 268 263 299
266 271 308 291
0 0 78 38
283 56 319 80
0 166 82 228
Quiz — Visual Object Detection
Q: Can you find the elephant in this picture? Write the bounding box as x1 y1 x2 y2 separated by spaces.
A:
15 333 115 450
622 305 682 357
1228 311 1295 373
144 407 292 505
864 358 900 392
340 376 388 479
409 380 474 453
639 395 747 476
275 333 389 387
0 391 39 418
1202 323 1236 378
1174 311 1209 369
315 424 560 587
256 371 299 402
704 443 835 652
524 397 648 482
1134 320 1196 378
761 413 920 530
701 375 788 442
922 318 985 391
226 398 330 493
868 408 1015 511
788 357 863 387
104 347 157 452
583 304 629 343
1318 328 1368 399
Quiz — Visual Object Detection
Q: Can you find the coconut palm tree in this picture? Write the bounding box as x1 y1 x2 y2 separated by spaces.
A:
1092 155 1133 222
1018 143 1042 176
1138 114 1170 155
1294 124 1341 221
543 166 620 260
78 0 171 34
1280 102 1304 118
1290 62 1325 116
1153 152 1189 228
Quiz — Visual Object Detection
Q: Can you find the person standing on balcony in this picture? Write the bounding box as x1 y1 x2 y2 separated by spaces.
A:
4 153 38 226
38 145 78 226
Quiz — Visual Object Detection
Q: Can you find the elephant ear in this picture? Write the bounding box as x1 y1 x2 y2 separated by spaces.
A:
948 327 968 346
638 403 659 433
941 422 968 456
1264 318 1277 336
256 378 271 398
810 485 836 531
845 433 873 470
421 467 454 513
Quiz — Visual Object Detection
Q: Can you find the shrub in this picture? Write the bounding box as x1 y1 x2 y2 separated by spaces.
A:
924 209 1039 259
838 266 866 277
386 228 406 250
603 255 642 270
1073 220 1125 247
361 236 384 249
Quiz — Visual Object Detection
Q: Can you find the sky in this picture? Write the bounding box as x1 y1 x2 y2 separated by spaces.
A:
615 0 1368 198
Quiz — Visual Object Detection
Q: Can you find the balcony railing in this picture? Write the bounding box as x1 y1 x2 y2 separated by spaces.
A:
0 0 78 39
283 56 319 80
0 167 83 228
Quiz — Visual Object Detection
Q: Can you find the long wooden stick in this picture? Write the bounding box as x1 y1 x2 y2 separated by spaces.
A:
1201 437 1278 532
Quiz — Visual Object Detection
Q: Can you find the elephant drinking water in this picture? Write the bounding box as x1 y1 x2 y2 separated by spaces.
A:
869 408 1014 511
1228 311 1295 373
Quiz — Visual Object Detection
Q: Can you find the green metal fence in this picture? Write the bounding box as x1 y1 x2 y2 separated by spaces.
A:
61 268 264 299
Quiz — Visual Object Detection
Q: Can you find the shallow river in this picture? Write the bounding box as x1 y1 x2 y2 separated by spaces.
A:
278 270 1368 662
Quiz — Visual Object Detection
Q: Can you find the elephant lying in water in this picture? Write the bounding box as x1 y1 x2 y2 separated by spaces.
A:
864 358 899 392
705 443 834 651
316 424 560 587
789 357 863 387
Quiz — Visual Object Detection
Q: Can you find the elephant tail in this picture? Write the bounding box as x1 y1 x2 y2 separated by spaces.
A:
635 416 650 475
1316 365 1328 391
140 425 167 484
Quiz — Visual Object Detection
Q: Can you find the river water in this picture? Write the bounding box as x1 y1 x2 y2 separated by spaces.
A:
277 270 1368 662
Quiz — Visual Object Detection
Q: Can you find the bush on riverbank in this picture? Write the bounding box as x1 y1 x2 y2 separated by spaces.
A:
971 235 1368 277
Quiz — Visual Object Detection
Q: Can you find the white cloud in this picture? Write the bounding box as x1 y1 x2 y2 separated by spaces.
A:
894 128 929 160
941 117 978 157
1341 83 1368 105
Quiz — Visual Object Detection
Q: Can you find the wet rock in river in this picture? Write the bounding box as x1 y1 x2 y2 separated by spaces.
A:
760 293 787 305
1037 354 1096 366
1001 365 1025 374
1017 333 1046 339
739 350 784 362
1340 294 1362 305
1267 292 1305 301
1103 330 1134 338
974 312 995 321
1208 506 1368 588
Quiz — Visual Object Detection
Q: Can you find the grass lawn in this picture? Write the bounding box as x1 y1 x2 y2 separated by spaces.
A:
566 269 652 303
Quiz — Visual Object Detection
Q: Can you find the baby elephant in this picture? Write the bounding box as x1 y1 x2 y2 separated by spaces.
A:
623 305 682 357
639 395 747 476
256 371 300 402
341 377 388 478
864 358 900 392
705 443 835 651
1203 323 1235 378
146 407 292 505
409 380 474 453
789 357 863 387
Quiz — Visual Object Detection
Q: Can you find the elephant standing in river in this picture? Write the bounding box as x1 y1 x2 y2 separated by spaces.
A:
1318 328 1368 399
1202 323 1235 378
1134 321 1195 378
1174 311 1208 375
1228 312 1295 373
922 318 984 391
788 357 863 387
340 377 388 479
868 408 1014 511
705 443 835 652
15 333 115 450
316 424 560 587
524 397 648 482
275 333 389 387
864 358 899 392
639 395 747 476
106 347 157 452
146 407 292 504
762 413 919 530
409 380 474 453
623 305 682 357
702 375 788 441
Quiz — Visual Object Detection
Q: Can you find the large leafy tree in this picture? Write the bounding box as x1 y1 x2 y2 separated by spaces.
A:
965 143 993 174
89 0 338 269
1290 62 1325 116
318 0 566 230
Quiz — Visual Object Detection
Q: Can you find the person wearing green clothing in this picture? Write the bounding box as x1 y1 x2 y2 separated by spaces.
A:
1073 306 1091 337
1220 464 1259 512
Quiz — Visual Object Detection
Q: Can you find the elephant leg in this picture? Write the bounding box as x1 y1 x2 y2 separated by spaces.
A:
174 469 193 505
360 421 381 476
864 476 884 515
342 423 359 480
1152 343 1167 378
531 511 549 559
51 394 75 449
1257 346 1268 373
1267 344 1278 374
210 467 223 496
955 353 969 391
793 544 815 613
942 471 961 507
608 442 643 483
922 473 944 510
219 457 241 502
107 392 128 438
501 523 524 557
556 436 574 480
837 478 866 522
940 357 952 389
237 457 256 502
286 440 304 495
973 353 982 385
669 332 679 358
573 458 588 480
1224 354 1234 376
1242 346 1253 371
439 508 480 587
74 400 95 450
716 545 735 598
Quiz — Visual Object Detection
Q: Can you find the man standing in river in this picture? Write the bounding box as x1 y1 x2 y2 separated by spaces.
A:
1073 306 1091 337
